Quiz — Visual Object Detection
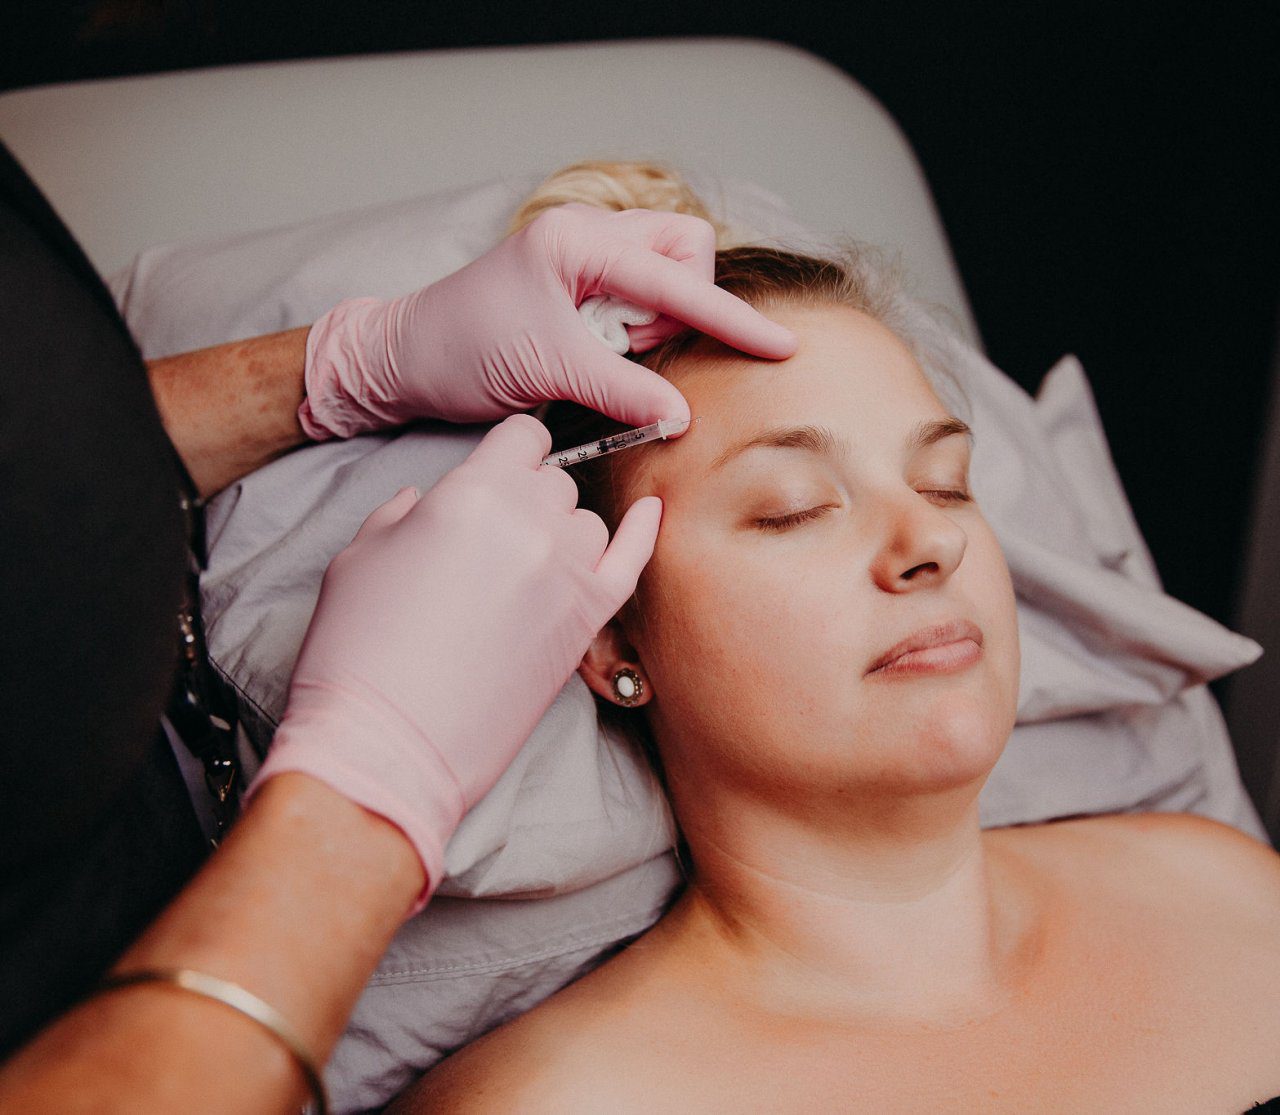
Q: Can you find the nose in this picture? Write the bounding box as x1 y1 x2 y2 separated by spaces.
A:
869 492 968 592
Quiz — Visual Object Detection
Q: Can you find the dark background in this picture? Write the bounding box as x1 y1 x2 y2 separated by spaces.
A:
4 2 1278 653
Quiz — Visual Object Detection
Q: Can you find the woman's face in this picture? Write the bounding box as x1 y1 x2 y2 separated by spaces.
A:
605 302 1020 810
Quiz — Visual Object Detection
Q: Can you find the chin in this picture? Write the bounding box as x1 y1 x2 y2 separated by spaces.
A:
891 690 1010 791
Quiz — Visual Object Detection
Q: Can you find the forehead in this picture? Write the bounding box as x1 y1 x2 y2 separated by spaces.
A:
636 303 948 482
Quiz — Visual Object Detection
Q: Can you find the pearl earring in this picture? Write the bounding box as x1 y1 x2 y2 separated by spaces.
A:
611 668 644 705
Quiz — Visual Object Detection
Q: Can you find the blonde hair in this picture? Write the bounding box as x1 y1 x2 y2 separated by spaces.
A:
508 159 732 246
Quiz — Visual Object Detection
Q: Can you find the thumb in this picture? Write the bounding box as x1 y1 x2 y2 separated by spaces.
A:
593 495 663 606
562 343 691 429
465 412 552 470
354 485 420 539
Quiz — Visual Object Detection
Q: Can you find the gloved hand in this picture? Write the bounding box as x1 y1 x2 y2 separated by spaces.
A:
245 414 662 915
298 203 797 439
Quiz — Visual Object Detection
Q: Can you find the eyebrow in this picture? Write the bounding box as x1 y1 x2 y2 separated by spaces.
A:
709 416 973 472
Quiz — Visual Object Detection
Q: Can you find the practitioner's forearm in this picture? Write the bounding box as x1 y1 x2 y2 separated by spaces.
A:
0 773 425 1113
147 327 311 499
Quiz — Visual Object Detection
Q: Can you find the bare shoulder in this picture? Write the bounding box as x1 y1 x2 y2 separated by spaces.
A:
1094 812 1278 898
1032 811 1280 922
385 964 650 1115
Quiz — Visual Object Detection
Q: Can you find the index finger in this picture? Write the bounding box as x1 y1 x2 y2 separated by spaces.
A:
600 246 798 360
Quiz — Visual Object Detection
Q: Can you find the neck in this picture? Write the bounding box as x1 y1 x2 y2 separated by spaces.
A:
661 786 1047 1028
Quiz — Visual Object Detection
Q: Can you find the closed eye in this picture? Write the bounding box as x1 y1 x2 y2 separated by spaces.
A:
755 490 971 532
923 489 973 504
754 506 833 532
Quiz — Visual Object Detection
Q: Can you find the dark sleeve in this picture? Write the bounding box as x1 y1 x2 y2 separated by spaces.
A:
0 142 188 868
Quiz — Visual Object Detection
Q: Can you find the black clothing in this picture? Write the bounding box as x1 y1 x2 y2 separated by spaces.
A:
0 142 207 1055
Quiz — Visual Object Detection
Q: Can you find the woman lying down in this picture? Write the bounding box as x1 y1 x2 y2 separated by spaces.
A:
389 164 1280 1113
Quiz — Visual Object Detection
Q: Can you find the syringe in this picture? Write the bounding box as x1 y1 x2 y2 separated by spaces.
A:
541 416 694 469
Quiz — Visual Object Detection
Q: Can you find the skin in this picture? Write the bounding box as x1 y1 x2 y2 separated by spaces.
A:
393 303 1280 1113
146 326 310 499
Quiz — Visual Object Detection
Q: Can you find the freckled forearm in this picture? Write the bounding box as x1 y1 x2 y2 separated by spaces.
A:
146 327 311 500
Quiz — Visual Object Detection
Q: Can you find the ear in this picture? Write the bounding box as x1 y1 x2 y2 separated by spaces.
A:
580 618 653 708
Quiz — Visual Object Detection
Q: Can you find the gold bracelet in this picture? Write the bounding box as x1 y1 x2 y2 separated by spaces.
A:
92 967 328 1115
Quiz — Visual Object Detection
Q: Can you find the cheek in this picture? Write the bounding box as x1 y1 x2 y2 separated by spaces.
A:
966 521 1021 707
632 537 836 725
635 558 839 798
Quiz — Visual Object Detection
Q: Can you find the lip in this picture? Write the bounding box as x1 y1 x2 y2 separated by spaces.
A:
865 619 984 676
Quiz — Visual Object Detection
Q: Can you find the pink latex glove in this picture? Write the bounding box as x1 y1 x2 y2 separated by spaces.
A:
245 414 662 915
299 203 798 439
